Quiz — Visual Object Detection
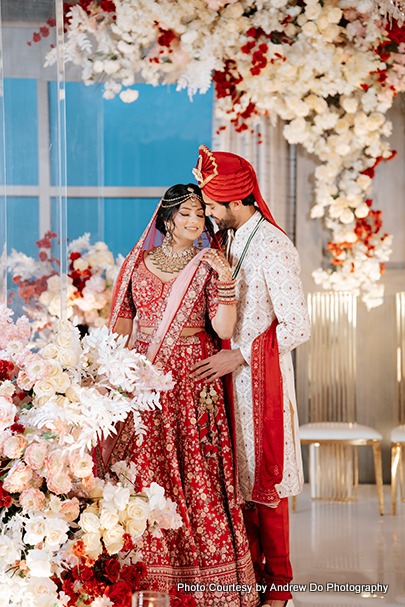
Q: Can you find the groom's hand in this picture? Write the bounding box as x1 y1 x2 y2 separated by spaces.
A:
191 348 246 382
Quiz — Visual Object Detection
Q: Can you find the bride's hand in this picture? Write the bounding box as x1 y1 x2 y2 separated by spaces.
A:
202 249 233 282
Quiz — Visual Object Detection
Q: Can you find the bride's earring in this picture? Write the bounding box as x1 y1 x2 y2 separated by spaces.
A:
163 224 173 246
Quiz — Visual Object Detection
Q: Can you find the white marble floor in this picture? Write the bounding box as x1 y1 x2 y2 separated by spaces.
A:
289 484 405 607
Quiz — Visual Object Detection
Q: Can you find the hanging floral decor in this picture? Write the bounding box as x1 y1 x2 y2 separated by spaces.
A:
45 0 405 309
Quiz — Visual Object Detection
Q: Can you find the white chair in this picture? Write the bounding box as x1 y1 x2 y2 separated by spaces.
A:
293 292 384 515
391 293 405 515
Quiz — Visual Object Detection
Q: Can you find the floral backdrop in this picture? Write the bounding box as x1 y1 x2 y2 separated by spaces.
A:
39 0 405 309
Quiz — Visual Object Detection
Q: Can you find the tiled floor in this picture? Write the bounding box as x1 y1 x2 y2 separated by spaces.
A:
289 485 405 606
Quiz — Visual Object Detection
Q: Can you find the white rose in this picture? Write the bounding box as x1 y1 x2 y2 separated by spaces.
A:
304 0 319 5
305 4 321 20
102 524 125 554
357 0 374 12
126 497 150 521
316 15 330 31
327 7 342 23
40 343 59 359
45 359 63 379
284 23 297 37
46 275 61 293
302 21 318 37
0 534 21 565
39 291 52 306
126 518 147 539
27 577 58 602
26 548 53 577
45 518 69 550
356 174 372 190
355 203 370 219
120 89 139 103
104 60 120 74
344 231 359 243
83 532 103 559
323 23 340 41
57 349 78 367
80 511 101 533
93 60 104 73
340 209 355 224
55 331 74 350
24 516 47 545
0 397 17 433
100 509 120 530
73 258 88 271
53 372 70 393
34 378 57 398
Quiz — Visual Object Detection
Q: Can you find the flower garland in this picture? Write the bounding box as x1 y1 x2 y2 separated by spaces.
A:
44 0 405 309
8 233 123 343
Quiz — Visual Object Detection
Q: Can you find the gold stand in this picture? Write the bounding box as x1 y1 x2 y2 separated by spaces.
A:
292 439 384 515
391 442 405 515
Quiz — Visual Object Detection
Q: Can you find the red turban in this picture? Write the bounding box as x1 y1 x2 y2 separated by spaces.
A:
193 145 282 231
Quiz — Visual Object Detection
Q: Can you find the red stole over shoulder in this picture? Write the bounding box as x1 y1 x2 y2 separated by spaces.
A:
250 319 284 506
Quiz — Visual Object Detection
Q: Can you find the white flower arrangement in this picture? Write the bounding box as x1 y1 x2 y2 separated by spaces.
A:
0 305 178 607
49 0 405 309
7 233 124 343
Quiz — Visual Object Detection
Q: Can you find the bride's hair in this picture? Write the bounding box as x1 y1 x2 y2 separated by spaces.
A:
156 183 204 236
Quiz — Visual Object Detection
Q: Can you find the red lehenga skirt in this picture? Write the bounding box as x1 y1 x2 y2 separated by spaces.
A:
103 330 259 607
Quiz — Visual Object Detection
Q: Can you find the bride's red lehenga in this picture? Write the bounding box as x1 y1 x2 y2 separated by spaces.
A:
98 201 259 607
97 243 259 606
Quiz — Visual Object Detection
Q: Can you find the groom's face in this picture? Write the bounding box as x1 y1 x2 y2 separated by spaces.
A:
202 192 237 231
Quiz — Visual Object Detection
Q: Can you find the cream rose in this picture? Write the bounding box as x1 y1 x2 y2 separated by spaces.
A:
27 577 58 602
53 372 70 393
24 443 48 470
83 531 103 559
355 204 370 219
0 397 17 433
80 510 101 533
126 518 147 539
45 518 69 550
24 516 47 545
102 524 125 554
34 378 57 398
19 488 45 512
55 331 74 350
0 534 21 565
126 497 150 521
340 209 355 224
99 509 120 530
40 343 59 359
73 257 88 271
302 21 318 37
57 348 78 367
305 4 321 20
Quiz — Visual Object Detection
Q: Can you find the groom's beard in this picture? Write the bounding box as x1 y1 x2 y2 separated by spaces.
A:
214 209 236 231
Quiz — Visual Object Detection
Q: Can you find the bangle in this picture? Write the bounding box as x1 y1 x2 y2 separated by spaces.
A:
218 297 237 305
217 279 235 287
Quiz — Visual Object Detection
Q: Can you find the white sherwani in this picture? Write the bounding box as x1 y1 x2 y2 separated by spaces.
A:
228 211 310 504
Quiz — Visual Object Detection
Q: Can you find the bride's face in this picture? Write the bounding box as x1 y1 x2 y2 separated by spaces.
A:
171 199 205 245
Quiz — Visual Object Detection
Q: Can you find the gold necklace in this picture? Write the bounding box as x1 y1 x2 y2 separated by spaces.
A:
149 243 198 274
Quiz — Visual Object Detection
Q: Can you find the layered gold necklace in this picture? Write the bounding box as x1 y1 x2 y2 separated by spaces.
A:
149 243 198 274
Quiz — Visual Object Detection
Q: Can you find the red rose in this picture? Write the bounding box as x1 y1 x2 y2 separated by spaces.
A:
106 581 132 607
103 558 120 583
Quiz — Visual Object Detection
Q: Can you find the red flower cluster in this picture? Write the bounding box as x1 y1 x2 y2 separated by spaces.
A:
0 360 14 382
59 552 147 607
99 0 116 12
213 60 259 132
0 482 12 509
69 252 92 293
27 18 57 46
169 588 198 607
36 231 57 249
157 28 176 48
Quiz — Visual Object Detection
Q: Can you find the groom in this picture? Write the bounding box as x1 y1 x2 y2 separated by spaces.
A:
191 146 310 607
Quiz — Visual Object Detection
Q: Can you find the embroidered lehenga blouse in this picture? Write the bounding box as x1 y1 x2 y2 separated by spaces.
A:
102 255 259 607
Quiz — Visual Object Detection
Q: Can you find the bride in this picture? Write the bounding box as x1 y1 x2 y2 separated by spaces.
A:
97 183 259 606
